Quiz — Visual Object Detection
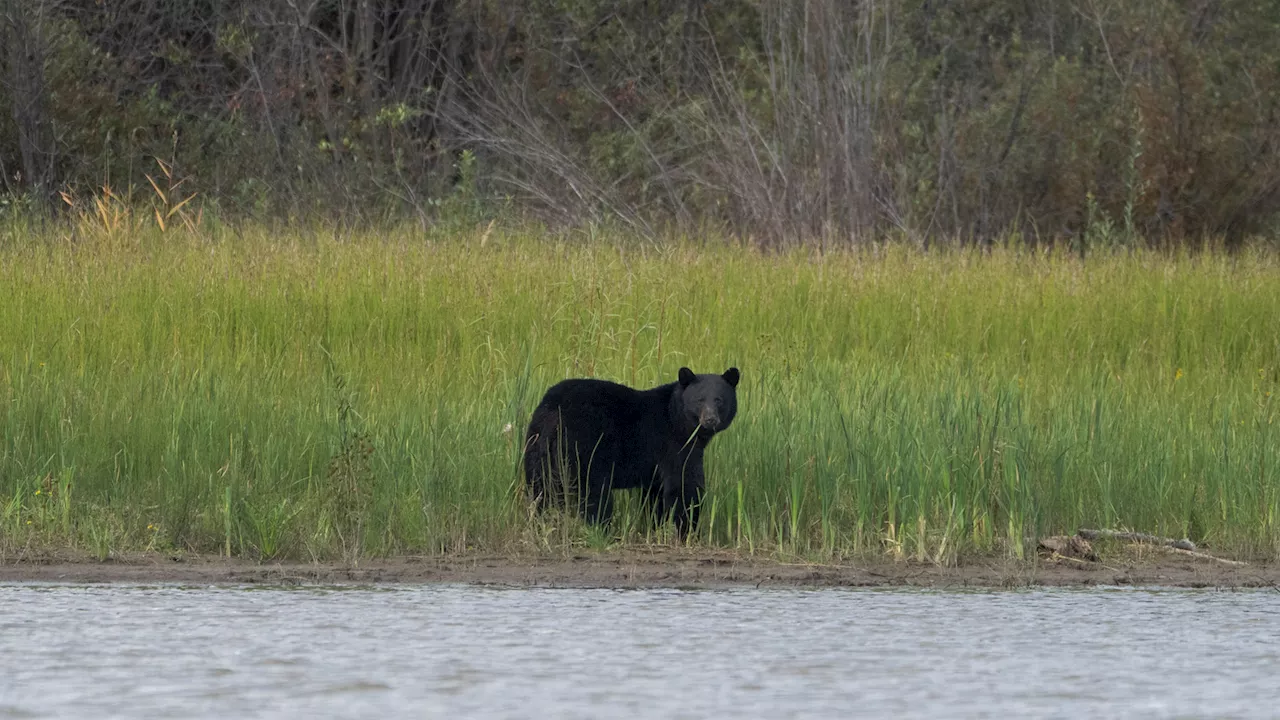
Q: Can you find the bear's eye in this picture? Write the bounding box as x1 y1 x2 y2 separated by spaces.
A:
714 397 724 408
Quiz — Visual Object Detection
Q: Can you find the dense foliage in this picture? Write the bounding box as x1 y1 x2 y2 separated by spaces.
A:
3 0 1280 244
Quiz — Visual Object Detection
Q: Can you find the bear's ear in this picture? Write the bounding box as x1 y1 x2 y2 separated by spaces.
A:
723 367 740 387
678 367 697 387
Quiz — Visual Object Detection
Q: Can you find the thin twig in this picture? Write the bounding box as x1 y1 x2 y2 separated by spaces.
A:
1160 546 1249 567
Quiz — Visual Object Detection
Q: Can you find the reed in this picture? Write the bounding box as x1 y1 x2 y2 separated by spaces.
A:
2 222 1277 562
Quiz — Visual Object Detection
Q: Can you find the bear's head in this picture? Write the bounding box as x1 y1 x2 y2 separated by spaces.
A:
676 367 740 440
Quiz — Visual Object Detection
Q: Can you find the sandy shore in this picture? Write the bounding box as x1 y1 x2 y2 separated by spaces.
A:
1 547 1276 589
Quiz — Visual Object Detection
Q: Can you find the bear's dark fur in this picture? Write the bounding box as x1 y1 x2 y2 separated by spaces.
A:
523 367 740 539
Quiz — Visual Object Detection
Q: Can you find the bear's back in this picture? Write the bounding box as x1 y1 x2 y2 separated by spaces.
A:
535 378 670 427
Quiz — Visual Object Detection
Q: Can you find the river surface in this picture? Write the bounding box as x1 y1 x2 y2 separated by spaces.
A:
1 583 1277 719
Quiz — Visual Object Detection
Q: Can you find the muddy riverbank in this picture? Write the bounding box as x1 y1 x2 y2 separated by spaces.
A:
2 546 1276 588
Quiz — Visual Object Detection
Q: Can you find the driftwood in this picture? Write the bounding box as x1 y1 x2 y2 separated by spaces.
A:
1037 535 1098 561
1036 528 1249 567
1077 528 1197 551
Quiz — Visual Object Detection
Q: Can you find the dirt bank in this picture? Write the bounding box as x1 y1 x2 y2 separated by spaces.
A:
2 547 1277 589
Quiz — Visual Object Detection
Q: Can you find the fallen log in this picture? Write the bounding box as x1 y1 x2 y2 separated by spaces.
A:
1077 528 1197 551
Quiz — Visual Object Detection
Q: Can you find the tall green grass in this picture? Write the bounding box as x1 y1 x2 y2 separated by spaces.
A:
2 224 1278 561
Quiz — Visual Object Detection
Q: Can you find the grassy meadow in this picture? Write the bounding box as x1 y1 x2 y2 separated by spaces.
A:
2 223 1278 563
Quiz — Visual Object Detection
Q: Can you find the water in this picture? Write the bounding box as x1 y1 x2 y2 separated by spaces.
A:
1 584 1277 719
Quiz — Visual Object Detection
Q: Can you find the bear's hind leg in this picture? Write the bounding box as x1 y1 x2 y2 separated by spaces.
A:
523 426 567 513
522 425 558 509
582 481 615 526
523 433 550 510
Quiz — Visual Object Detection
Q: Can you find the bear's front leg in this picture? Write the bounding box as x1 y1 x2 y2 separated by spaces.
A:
662 454 705 541
673 483 704 541
640 482 665 530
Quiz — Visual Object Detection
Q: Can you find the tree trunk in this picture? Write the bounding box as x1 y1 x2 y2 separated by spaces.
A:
2 0 55 203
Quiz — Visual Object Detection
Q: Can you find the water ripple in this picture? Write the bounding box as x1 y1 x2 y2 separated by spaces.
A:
0 584 1277 718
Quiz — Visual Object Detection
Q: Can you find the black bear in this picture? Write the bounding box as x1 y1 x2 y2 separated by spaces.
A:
523 367 740 539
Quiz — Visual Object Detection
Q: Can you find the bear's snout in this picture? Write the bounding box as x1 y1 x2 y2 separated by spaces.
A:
697 408 721 430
